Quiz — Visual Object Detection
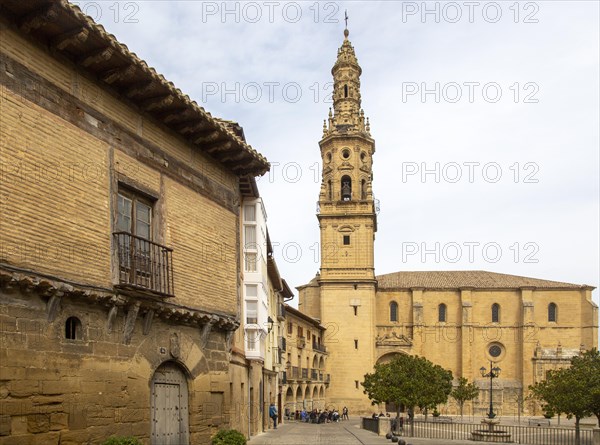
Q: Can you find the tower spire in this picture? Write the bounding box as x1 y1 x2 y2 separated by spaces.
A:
323 22 369 136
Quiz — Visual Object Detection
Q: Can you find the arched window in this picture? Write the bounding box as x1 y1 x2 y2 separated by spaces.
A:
341 175 352 201
438 303 447 322
344 84 348 98
390 301 398 322
548 303 557 322
328 180 332 200
492 303 500 323
65 317 82 340
361 179 367 200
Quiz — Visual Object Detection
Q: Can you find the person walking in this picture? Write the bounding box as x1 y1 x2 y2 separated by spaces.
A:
342 406 349 420
269 403 278 429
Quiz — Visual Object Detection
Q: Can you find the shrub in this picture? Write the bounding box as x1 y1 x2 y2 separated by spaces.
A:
211 429 247 445
102 437 142 445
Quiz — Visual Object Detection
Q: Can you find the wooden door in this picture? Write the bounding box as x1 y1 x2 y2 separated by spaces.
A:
151 362 189 445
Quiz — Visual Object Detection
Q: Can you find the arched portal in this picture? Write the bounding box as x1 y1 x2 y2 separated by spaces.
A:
151 361 189 445
376 352 407 365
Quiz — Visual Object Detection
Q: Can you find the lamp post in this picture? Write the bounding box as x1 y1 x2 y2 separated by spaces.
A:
480 361 501 419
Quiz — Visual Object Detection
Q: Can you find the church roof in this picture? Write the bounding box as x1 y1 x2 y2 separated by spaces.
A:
376 270 594 290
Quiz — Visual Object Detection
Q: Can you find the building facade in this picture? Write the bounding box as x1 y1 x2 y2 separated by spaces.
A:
280 305 329 416
297 28 599 417
0 2 269 444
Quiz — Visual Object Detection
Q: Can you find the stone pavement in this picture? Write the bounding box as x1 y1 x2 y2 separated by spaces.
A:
247 418 482 445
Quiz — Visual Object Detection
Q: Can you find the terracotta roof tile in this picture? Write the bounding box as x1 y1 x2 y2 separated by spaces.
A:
376 270 593 290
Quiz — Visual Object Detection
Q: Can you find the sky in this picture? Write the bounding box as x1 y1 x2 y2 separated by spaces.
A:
83 1 599 309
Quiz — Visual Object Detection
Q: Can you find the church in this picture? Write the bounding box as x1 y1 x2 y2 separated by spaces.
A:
296 28 598 417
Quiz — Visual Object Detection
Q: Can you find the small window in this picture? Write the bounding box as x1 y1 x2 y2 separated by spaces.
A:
65 317 82 340
390 301 398 322
246 301 258 325
298 326 303 338
244 252 257 272
548 303 557 322
343 235 350 245
243 204 256 222
354 339 358 349
353 306 358 316
287 322 293 334
355 380 359 389
438 303 447 322
492 303 500 323
344 84 348 98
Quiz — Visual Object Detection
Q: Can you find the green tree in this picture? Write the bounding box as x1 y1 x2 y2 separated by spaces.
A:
571 348 600 425
529 348 600 445
450 377 480 420
362 354 453 433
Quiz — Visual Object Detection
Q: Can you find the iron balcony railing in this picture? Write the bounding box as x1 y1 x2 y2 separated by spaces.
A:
114 232 174 296
277 303 286 321
313 341 327 353
311 369 318 380
290 366 299 379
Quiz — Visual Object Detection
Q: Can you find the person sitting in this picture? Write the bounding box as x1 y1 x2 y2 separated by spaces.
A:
318 411 328 424
309 410 317 424
332 410 340 422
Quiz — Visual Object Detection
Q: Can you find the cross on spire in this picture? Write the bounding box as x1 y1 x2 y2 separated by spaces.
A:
344 10 348 29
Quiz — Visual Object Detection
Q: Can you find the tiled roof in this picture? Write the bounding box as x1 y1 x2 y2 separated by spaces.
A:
0 0 269 176
376 270 593 290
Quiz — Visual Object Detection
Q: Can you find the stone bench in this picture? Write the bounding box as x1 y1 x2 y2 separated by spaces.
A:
528 418 551 426
432 416 453 423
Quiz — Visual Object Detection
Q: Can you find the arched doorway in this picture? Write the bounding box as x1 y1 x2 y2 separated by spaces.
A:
285 387 294 417
151 362 189 445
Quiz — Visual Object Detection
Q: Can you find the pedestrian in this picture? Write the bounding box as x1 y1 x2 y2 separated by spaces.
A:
342 406 349 420
269 403 278 429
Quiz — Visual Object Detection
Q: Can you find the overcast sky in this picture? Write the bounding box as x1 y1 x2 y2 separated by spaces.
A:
85 1 599 309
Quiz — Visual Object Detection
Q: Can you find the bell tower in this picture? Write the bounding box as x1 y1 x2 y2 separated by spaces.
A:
314 27 378 413
318 27 377 282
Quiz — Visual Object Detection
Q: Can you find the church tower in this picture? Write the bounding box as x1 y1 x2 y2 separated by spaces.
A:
299 27 378 412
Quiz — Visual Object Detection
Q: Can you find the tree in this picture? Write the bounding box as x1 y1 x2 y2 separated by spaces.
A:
529 349 600 445
362 354 453 434
450 377 480 420
570 349 600 425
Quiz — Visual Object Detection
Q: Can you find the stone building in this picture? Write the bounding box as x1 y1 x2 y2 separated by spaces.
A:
0 1 269 444
297 28 599 417
280 304 329 416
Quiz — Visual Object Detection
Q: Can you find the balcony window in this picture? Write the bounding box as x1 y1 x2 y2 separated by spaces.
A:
114 190 173 296
246 301 258 325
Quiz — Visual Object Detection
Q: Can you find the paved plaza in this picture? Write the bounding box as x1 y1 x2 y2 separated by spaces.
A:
248 416 599 445
247 418 478 445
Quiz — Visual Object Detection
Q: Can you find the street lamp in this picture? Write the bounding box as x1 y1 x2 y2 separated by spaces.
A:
480 361 501 419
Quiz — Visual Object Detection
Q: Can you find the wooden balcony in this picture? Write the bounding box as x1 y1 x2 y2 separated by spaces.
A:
297 336 306 349
114 232 174 297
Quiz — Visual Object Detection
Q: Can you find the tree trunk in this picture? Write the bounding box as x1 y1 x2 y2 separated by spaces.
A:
575 416 581 445
409 407 415 437
460 402 464 421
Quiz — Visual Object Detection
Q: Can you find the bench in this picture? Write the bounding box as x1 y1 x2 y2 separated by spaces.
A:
432 416 453 423
528 418 551 426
